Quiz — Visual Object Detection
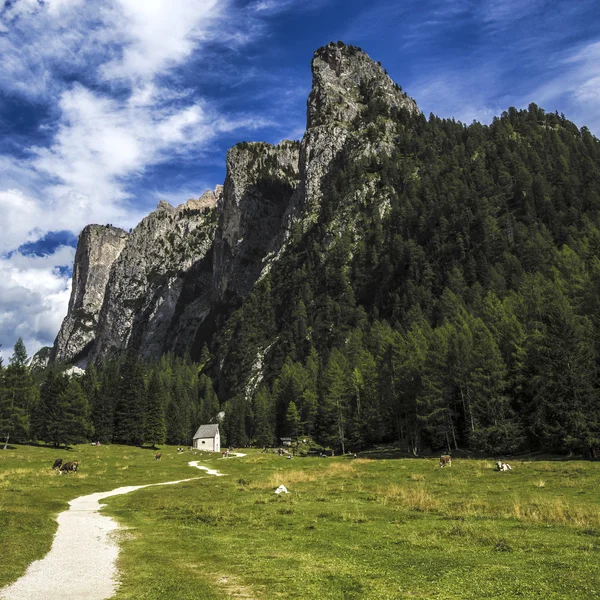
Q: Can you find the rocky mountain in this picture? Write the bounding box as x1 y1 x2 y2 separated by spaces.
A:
30 346 52 373
51 225 128 364
48 41 600 455
53 42 412 368
89 190 220 362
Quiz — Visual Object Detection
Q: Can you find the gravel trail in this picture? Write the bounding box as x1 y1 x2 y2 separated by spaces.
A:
0 459 232 600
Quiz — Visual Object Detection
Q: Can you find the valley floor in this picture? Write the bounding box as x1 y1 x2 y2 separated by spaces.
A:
1 445 599 599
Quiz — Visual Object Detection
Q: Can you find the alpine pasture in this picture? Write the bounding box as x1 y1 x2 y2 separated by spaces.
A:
1 445 600 599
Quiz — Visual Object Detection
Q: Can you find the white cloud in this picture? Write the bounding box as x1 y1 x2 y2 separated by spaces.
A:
0 189 45 253
99 0 224 83
0 0 277 356
0 247 74 361
528 39 600 133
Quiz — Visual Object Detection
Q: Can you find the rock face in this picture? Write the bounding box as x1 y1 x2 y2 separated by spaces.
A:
51 225 128 364
298 42 417 220
51 42 418 369
213 141 300 308
30 346 52 373
90 192 220 362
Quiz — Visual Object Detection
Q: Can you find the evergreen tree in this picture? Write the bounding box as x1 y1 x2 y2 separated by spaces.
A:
33 368 68 445
319 349 350 453
285 401 301 439
144 370 166 448
60 378 94 446
253 386 274 447
93 362 118 443
113 351 146 446
1 339 35 448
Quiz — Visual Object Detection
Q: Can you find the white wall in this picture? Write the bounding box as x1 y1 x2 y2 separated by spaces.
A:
194 432 220 452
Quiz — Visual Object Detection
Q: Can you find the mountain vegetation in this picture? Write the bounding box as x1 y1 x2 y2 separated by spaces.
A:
4 43 600 457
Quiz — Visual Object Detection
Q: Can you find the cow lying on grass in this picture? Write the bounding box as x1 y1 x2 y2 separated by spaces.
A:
496 461 512 471
59 461 79 474
439 454 452 468
52 458 63 470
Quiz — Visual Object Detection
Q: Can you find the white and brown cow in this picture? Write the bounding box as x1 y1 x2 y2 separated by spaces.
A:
496 461 512 471
439 454 452 468
59 461 79 474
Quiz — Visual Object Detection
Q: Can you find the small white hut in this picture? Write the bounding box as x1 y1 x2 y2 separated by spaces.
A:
192 424 220 452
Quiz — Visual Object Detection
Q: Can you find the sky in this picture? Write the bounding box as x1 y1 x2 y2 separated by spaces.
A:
1 0 599 361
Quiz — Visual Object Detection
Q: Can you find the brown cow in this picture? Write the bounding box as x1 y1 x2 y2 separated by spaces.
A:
439 454 452 468
59 461 79 474
154 453 162 460
52 458 63 470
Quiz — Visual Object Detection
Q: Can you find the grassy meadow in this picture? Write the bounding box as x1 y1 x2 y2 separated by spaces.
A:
2 445 600 599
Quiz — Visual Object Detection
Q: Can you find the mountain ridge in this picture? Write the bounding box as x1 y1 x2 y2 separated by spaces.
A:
46 41 600 455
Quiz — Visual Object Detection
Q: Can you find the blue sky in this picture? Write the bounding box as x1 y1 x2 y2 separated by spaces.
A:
1 0 599 360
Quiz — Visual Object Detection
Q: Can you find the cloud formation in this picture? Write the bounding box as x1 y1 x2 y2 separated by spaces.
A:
0 0 276 359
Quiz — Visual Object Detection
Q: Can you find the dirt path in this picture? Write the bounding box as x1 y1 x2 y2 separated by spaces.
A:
0 458 234 600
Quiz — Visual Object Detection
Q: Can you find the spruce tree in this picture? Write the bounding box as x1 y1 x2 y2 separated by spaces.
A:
1 339 35 448
285 401 301 439
60 378 94 446
34 368 68 445
144 370 166 448
113 351 146 446
253 386 274 447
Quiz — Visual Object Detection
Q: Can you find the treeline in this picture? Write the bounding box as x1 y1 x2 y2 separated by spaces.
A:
214 103 600 456
0 341 219 448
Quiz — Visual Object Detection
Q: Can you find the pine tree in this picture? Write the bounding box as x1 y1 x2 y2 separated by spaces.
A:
60 378 94 446
319 349 349 453
1 339 35 448
113 351 146 446
253 386 274 447
93 362 118 443
285 401 301 439
33 368 68 445
144 370 166 448
198 374 219 424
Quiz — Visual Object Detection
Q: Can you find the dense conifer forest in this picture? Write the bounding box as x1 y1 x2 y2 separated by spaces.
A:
2 104 600 456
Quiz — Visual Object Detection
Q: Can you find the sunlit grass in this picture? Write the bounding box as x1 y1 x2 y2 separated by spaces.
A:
2 446 600 599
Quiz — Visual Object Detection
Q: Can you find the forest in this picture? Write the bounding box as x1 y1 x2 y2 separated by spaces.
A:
2 103 600 456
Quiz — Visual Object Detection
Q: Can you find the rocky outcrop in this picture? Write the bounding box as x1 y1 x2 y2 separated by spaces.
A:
260 42 419 274
51 42 420 369
213 141 300 308
30 346 52 373
90 191 220 362
51 225 128 364
297 42 418 221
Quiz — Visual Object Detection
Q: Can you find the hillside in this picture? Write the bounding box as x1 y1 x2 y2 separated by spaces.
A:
39 41 600 455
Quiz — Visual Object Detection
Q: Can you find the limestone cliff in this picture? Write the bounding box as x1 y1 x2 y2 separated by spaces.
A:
90 191 220 362
298 42 417 220
52 42 418 371
213 140 300 308
51 225 128 364
30 346 52 373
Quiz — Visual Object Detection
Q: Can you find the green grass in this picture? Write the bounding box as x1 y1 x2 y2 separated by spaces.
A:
0 443 208 589
2 447 600 599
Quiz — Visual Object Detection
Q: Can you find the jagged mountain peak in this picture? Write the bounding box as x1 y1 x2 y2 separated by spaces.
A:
308 41 418 129
155 187 222 215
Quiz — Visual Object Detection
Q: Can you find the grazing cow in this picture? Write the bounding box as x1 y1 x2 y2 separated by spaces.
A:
439 454 452 468
52 458 63 470
496 461 512 472
154 453 162 460
59 461 79 474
